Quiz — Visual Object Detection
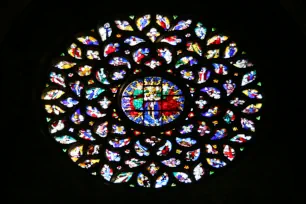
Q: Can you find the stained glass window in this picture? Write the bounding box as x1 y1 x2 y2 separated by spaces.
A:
121 77 184 126
41 14 264 188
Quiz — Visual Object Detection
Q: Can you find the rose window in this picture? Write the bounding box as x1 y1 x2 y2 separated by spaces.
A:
41 14 264 188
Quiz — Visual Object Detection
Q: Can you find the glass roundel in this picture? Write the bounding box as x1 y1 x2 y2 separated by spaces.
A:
121 77 185 126
41 13 264 189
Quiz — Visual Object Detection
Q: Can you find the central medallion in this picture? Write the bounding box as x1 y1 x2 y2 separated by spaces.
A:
121 76 185 126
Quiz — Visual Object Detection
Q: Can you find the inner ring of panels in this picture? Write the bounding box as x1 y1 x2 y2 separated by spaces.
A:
121 76 185 126
40 13 264 189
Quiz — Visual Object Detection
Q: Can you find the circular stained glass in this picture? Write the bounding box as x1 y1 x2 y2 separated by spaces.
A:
121 77 185 126
41 13 264 189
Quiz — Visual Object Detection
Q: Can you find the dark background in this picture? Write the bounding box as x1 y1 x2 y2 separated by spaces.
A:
2 1 305 203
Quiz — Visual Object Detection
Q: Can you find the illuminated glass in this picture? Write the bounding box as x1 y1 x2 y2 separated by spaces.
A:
41 13 264 189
